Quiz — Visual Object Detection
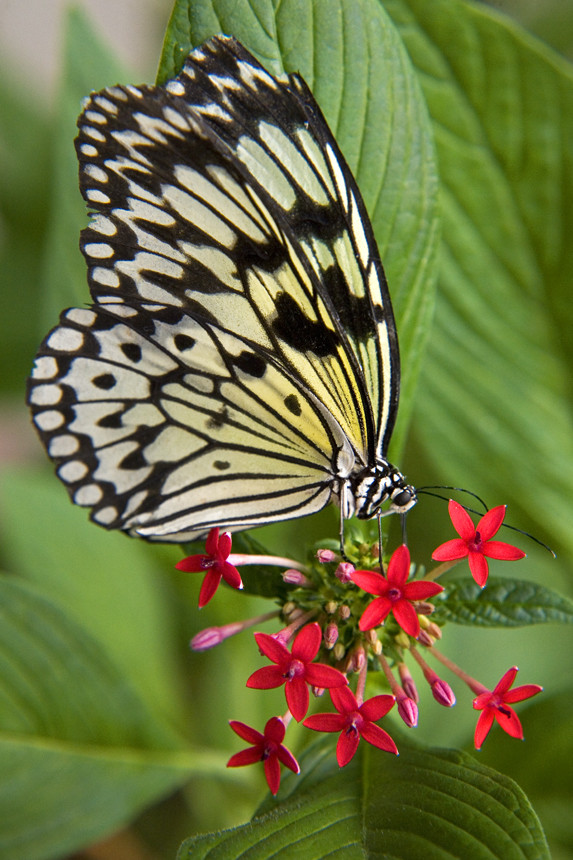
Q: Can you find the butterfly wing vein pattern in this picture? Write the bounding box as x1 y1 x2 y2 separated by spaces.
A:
28 35 416 541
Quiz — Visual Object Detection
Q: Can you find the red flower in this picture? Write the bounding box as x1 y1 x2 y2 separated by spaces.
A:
351 545 444 638
473 666 542 749
247 622 347 721
432 500 525 587
227 716 299 795
303 687 397 766
175 528 242 607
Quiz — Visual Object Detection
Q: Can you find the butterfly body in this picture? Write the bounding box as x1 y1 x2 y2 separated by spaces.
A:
28 36 416 542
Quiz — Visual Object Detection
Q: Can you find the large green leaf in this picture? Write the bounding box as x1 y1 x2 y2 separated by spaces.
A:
0 468 185 729
0 576 198 860
178 735 549 859
158 0 441 457
434 576 573 626
382 0 573 557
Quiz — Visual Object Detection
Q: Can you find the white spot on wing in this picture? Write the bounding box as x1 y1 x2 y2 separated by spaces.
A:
49 434 80 457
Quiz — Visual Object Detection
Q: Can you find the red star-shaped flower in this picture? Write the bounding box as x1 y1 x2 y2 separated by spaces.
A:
351 545 444 638
175 528 242 607
247 622 347 721
432 500 525 587
473 666 542 749
303 687 397 766
227 716 299 795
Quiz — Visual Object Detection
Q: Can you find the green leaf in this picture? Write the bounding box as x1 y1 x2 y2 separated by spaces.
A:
382 0 573 557
178 735 549 859
0 468 185 729
157 0 441 458
434 576 573 626
476 689 573 857
0 576 195 860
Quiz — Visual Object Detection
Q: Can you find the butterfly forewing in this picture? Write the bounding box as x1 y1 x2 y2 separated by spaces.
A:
28 35 410 541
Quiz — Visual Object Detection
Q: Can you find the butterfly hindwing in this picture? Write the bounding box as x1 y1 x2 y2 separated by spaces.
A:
28 302 355 540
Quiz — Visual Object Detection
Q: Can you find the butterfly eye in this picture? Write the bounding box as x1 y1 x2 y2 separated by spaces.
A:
391 488 416 510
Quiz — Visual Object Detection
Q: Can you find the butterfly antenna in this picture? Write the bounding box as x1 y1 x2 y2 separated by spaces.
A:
417 485 489 511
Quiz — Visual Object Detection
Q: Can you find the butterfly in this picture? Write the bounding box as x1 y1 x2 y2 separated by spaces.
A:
27 35 416 544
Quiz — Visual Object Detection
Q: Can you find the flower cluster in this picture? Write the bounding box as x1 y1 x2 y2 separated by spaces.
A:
176 502 541 795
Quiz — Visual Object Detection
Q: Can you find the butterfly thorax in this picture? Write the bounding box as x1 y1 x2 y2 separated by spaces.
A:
349 462 417 520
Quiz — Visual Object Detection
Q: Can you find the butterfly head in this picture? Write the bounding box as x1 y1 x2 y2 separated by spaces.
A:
352 462 417 520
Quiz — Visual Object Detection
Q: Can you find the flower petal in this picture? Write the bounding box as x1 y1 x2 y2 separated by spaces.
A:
432 538 469 561
351 569 387 596
220 560 243 589
229 720 264 744
402 580 444 600
359 597 391 631
337 729 360 767
286 677 310 722
392 599 420 638
386 545 410 587
492 666 518 695
468 551 489 587
481 541 525 561
330 685 358 714
264 755 281 795
246 665 285 690
227 747 262 767
277 745 300 774
175 554 207 572
494 706 523 739
448 499 476 540
474 709 495 749
291 622 321 662
360 722 398 754
504 684 543 704
198 570 222 607
359 694 395 722
477 505 506 540
264 716 286 743
205 527 219 556
217 530 232 559
303 713 346 733
473 691 492 710
254 632 290 665
305 662 348 689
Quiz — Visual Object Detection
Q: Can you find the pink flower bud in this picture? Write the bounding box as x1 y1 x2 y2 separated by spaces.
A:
431 678 456 708
415 601 435 616
417 629 435 647
190 621 243 651
398 663 419 703
397 694 418 728
335 561 355 582
316 548 337 563
345 645 366 674
426 622 442 640
324 621 339 648
282 569 311 586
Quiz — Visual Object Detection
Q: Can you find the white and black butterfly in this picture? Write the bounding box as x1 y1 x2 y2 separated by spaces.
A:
27 35 416 543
